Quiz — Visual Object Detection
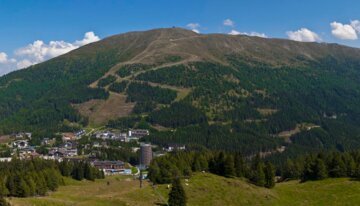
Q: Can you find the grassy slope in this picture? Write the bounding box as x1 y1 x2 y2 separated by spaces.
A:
9 173 360 206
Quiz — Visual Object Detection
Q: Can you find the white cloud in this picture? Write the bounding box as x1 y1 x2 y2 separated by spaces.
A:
229 30 241 35
74 31 100 46
0 52 15 64
0 31 100 76
228 30 268 38
186 23 200 33
0 52 8 63
223 19 234 27
286 28 321 42
350 20 360 33
330 22 357 40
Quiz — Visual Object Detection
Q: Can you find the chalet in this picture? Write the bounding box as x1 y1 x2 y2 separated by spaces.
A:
95 131 115 140
13 140 29 149
75 129 86 138
0 157 12 162
13 132 32 139
18 147 38 159
59 141 77 149
41 138 55 146
62 132 77 141
91 160 126 175
48 147 78 158
128 129 149 138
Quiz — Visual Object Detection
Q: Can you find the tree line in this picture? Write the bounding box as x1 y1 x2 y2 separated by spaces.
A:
148 150 275 188
0 158 104 200
148 149 360 191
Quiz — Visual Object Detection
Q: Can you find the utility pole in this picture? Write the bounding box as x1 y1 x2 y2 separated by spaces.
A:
139 167 143 188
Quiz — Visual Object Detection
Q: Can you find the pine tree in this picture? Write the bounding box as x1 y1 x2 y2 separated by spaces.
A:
253 162 266 187
6 175 15 196
168 178 187 206
328 153 346 177
215 152 226 176
84 163 95 181
344 154 356 177
14 176 30 197
234 153 245 177
224 155 235 177
264 162 275 188
0 179 9 197
33 172 47 196
313 158 327 180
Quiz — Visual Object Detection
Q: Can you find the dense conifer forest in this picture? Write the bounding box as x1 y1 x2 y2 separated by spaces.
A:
0 159 104 199
148 149 360 188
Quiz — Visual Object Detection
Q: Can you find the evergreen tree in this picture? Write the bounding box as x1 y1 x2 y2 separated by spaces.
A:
84 162 95 181
33 172 47 196
0 179 9 197
344 154 356 177
215 152 226 176
328 153 346 177
264 162 275 188
5 175 15 196
14 176 30 197
234 153 245 177
168 178 187 206
313 158 327 180
253 162 266 187
224 155 235 177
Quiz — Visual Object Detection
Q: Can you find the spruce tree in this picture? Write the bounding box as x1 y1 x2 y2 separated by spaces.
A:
224 155 235 177
252 162 265 187
168 178 187 206
264 162 275 188
329 153 346 177
254 162 266 187
14 176 30 197
6 175 15 196
0 179 9 197
84 163 95 181
313 158 327 180
33 172 47 196
234 153 245 177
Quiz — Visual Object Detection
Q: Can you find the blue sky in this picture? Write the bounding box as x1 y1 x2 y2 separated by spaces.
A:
0 0 360 75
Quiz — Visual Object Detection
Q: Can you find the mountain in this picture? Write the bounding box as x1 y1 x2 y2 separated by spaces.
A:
1 28 360 155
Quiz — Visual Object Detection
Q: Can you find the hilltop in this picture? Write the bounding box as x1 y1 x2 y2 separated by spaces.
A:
0 28 360 156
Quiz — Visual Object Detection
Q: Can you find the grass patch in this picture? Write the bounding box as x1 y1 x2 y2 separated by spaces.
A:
8 173 360 206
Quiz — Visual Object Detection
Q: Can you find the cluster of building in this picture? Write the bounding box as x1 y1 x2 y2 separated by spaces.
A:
94 129 149 142
0 128 188 178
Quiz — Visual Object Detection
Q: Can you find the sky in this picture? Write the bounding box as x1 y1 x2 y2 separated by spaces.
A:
0 0 360 75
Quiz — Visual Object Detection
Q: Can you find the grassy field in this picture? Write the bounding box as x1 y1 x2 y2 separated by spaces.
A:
9 173 360 206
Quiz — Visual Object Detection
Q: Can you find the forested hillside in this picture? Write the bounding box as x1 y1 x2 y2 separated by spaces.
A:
0 28 360 156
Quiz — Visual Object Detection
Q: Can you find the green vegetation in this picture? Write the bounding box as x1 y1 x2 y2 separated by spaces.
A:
117 63 153 78
9 173 360 206
108 81 128 93
0 158 103 198
126 82 177 104
148 102 207 127
168 178 187 206
143 123 282 154
133 101 157 114
97 75 117 87
107 116 141 130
